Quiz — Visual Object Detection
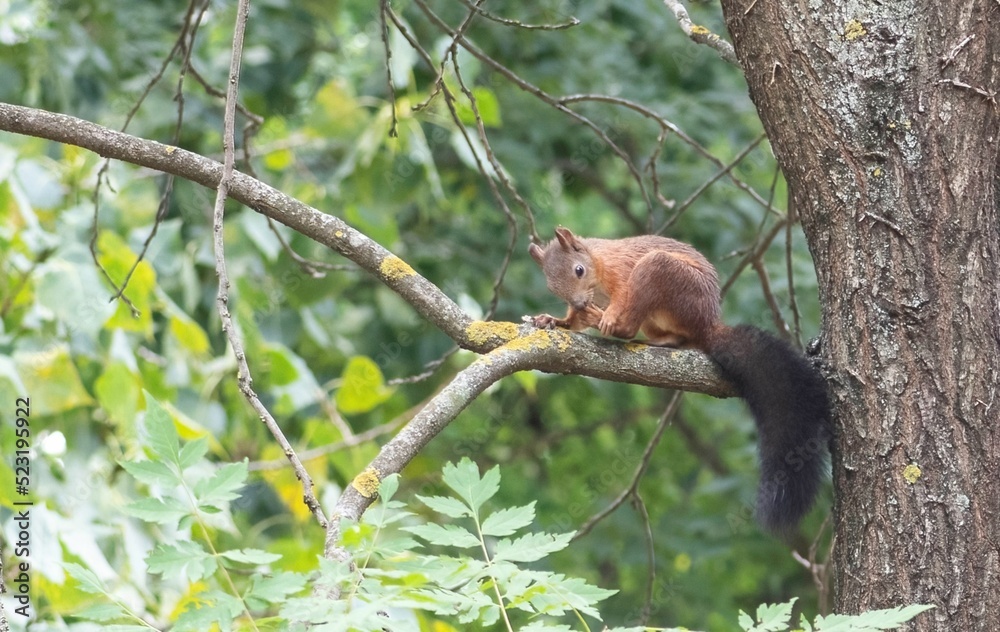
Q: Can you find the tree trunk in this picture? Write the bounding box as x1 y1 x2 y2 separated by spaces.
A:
718 1 1000 629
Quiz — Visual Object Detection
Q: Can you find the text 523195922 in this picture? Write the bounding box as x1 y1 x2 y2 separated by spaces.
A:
12 396 32 618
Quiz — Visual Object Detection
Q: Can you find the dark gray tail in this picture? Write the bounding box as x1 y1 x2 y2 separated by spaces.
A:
707 325 830 535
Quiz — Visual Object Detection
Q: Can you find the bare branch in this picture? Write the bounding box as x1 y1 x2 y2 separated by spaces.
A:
662 0 739 65
559 94 775 212
453 0 580 31
210 1 325 529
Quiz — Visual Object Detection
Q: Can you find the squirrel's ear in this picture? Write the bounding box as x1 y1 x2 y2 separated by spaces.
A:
528 243 545 266
554 226 576 251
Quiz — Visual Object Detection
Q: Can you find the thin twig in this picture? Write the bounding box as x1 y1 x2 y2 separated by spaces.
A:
1 248 52 317
784 190 803 347
448 44 519 319
379 0 399 138
211 0 326 529
560 94 774 212
390 2 524 317
719 217 787 296
937 77 998 107
657 132 768 234
110 0 209 303
633 494 657 625
751 257 791 341
88 0 208 316
454 0 580 30
662 0 739 65
573 392 683 540
940 34 976 68
411 0 654 218
861 210 912 244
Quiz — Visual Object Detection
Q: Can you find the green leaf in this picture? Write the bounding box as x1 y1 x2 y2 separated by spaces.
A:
194 460 248 510
492 532 574 563
378 473 400 502
173 591 243 631
455 86 502 127
505 570 616 619
119 459 177 487
143 391 180 465
220 548 282 565
812 604 935 631
147 541 216 581
245 571 309 609
95 362 141 426
177 437 210 470
169 314 210 355
335 355 394 415
64 563 107 594
519 623 573 632
442 458 500 513
481 502 535 537
76 603 130 622
743 598 795 631
402 523 482 548
126 496 189 525
265 344 299 386
417 494 474 519
14 346 95 415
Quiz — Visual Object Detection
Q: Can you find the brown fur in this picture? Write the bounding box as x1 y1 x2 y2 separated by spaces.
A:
529 228 721 348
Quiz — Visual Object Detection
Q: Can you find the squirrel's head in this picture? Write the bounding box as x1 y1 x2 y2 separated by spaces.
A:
529 227 598 309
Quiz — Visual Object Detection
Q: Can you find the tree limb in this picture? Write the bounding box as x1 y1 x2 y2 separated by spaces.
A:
0 102 735 392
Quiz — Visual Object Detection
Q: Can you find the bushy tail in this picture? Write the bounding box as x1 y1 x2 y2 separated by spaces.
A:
706 325 831 535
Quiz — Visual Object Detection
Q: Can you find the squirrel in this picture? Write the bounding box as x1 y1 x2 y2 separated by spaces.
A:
528 227 830 535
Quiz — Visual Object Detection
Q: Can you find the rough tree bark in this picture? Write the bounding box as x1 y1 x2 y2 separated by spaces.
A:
718 0 1000 629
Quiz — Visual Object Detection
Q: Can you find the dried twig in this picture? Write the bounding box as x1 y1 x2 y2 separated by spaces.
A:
210 0 326 529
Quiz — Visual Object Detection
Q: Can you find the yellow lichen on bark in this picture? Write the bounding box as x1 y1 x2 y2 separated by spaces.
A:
379 255 416 281
843 19 867 41
902 463 922 484
498 327 573 353
466 320 520 346
352 467 382 498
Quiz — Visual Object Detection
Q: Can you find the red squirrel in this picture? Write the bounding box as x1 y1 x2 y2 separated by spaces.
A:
529 227 830 534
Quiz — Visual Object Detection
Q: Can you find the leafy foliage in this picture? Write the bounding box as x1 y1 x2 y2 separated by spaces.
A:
738 598 934 632
286 458 631 631
65 392 306 630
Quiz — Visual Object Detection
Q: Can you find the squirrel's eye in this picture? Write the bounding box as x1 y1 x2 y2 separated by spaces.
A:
574 264 585 278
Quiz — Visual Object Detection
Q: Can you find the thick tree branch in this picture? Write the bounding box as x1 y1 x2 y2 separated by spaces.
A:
322 330 728 566
0 101 735 394
324 341 531 561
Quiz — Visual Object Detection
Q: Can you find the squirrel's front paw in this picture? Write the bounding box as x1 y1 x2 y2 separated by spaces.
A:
597 313 616 338
526 314 559 329
579 304 604 329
